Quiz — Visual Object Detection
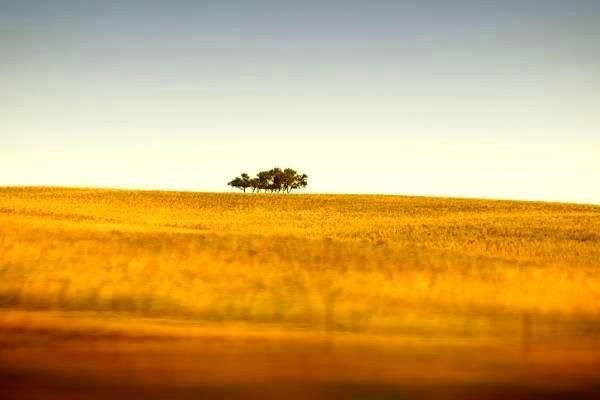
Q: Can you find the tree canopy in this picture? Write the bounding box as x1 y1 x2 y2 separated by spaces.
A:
228 168 308 193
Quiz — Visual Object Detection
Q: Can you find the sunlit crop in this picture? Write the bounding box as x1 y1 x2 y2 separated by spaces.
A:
1 187 599 336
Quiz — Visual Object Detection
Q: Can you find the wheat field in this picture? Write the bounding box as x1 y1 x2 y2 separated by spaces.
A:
1 187 600 399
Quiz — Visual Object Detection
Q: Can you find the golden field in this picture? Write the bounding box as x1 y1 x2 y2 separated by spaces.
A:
1 187 600 399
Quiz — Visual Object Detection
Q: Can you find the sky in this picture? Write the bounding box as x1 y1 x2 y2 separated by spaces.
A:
1 0 599 203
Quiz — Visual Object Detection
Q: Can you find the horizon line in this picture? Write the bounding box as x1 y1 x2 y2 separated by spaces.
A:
2 184 598 207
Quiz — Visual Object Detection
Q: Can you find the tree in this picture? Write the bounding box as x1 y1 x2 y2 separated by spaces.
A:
227 177 244 192
240 173 251 191
295 173 308 190
228 173 252 192
256 170 272 192
269 168 284 192
282 168 297 193
289 173 308 193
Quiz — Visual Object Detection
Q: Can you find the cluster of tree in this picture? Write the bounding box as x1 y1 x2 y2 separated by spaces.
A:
228 168 308 193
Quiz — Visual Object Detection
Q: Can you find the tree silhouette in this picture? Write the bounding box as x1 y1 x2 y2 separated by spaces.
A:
228 172 252 192
294 173 308 192
270 168 284 192
256 170 272 192
240 173 251 191
228 168 308 193
282 168 297 193
227 177 244 192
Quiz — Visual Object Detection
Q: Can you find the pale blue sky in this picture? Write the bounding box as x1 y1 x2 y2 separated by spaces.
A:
1 1 599 203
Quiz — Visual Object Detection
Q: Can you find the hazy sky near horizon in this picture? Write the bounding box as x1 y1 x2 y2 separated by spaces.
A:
1 1 599 203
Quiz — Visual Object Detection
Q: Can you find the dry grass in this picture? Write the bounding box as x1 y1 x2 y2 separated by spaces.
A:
1 187 600 398
1 187 599 333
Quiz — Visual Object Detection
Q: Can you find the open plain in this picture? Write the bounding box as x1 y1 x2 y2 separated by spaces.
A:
1 187 600 399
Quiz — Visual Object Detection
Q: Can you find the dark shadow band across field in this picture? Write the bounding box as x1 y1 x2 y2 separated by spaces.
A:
1 311 600 400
